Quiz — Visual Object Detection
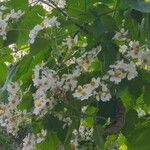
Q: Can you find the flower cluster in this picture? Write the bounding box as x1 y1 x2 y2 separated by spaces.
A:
29 16 60 44
0 82 30 136
22 129 47 150
113 28 128 41
114 28 150 67
32 62 58 115
136 108 146 118
71 124 94 149
54 112 72 128
75 45 102 70
29 0 66 11
0 6 24 39
73 77 112 101
8 44 28 63
65 35 78 49
32 62 81 115
32 45 101 115
106 60 138 84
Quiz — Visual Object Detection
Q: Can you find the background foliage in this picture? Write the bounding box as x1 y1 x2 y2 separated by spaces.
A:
0 0 150 150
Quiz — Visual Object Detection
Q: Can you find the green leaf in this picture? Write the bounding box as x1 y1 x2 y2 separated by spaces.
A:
16 5 46 46
143 84 150 105
122 109 139 137
93 124 104 149
43 114 67 143
18 92 33 111
120 88 132 110
139 69 150 83
128 125 150 150
129 0 150 13
36 131 60 150
0 62 7 86
101 15 118 32
6 0 28 10
66 0 98 18
128 77 143 101
100 37 118 73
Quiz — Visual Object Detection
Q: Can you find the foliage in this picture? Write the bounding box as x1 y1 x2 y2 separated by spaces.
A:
0 0 150 150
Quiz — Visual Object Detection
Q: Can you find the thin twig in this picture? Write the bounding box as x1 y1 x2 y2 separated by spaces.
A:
39 0 89 33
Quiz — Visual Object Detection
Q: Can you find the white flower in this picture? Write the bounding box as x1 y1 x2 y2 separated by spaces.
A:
0 5 6 11
108 60 137 84
113 28 128 41
29 24 43 44
126 50 143 59
65 35 78 49
10 9 24 20
108 69 126 84
76 45 101 70
36 129 47 143
54 0 66 8
63 68 81 91
0 19 7 39
95 84 111 102
7 82 20 95
129 40 140 49
63 117 72 128
29 16 60 44
125 62 138 80
22 134 36 150
48 16 60 27
101 92 112 102
101 84 112 101
32 62 45 86
136 108 146 118
126 40 144 59
89 77 100 90
102 74 109 81
141 51 150 66
79 125 93 141
0 8 24 40
43 16 60 28
33 97 47 115
73 85 92 100
8 95 20 109
119 45 128 54
0 104 5 117
29 0 66 10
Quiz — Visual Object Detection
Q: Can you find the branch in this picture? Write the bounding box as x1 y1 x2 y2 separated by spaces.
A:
102 99 125 137
39 0 89 33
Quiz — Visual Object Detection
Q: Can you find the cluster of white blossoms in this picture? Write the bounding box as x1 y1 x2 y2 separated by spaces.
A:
0 81 47 149
32 45 102 115
73 77 111 102
75 45 102 70
29 16 60 44
114 28 150 67
22 133 36 150
0 6 24 39
71 124 93 149
8 43 28 63
54 112 72 128
79 125 93 141
136 108 146 118
32 62 80 115
113 28 128 41
136 107 150 118
29 0 66 11
32 62 58 115
0 82 30 136
22 129 47 150
65 35 78 49
106 60 138 84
